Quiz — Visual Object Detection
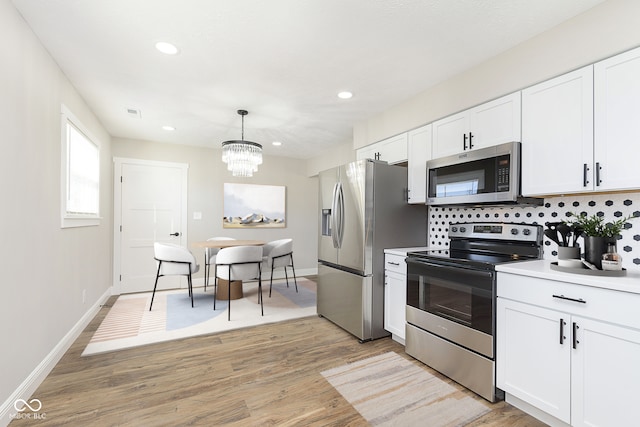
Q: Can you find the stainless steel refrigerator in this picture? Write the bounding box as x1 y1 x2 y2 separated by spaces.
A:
317 159 427 341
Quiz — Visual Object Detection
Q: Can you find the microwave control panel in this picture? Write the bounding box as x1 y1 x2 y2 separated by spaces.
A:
496 155 510 192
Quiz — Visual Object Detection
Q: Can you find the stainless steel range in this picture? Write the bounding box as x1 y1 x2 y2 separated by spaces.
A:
405 222 542 402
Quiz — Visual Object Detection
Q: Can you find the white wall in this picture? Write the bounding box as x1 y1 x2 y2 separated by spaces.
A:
112 139 318 276
305 140 356 177
0 0 113 423
354 0 640 148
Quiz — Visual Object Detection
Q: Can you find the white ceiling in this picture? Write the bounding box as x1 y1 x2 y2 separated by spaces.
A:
12 0 605 159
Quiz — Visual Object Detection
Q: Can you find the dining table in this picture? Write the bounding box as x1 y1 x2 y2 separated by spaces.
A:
192 239 266 300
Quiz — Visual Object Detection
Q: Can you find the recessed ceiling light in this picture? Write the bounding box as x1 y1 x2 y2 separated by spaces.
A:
338 91 353 99
155 41 179 55
272 141 282 146
162 125 175 131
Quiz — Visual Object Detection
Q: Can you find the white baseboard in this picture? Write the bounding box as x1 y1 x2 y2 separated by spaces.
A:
0 288 112 427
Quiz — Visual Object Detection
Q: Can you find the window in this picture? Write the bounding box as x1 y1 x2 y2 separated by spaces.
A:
61 104 101 228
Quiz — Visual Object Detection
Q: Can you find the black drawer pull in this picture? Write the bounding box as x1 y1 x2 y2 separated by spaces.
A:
559 318 566 345
573 322 579 349
387 262 400 266
552 294 586 304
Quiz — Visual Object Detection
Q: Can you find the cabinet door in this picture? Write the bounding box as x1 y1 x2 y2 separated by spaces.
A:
571 316 640 427
407 124 432 204
468 92 521 150
384 270 406 341
378 133 408 164
521 66 594 196
432 111 468 158
594 46 640 192
496 298 571 423
356 143 378 161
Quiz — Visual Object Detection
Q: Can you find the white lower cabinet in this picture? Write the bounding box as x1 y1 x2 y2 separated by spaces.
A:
384 253 407 343
497 272 640 427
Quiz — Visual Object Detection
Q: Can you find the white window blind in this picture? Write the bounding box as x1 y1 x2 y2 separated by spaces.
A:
61 105 101 227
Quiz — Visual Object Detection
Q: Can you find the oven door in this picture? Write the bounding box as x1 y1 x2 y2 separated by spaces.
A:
406 256 495 357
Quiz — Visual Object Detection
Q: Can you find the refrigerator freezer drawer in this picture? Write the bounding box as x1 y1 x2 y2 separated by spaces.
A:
317 264 372 341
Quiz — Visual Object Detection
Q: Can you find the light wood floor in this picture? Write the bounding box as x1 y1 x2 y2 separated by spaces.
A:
9 292 547 426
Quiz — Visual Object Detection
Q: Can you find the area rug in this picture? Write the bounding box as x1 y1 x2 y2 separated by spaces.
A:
321 351 491 426
82 278 316 356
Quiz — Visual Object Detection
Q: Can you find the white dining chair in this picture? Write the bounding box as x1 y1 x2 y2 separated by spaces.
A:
262 238 298 297
150 242 200 310
214 245 263 320
204 237 236 291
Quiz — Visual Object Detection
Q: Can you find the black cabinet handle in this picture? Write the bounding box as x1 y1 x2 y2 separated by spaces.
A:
583 163 589 187
463 133 468 150
468 132 474 149
169 232 180 236
552 294 586 304
572 322 579 349
560 318 566 345
596 162 601 186
387 261 400 266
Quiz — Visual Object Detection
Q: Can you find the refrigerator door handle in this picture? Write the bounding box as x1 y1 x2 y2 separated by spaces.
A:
331 183 340 248
336 182 345 248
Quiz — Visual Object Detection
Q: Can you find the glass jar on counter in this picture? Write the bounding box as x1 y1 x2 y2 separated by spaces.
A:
601 242 622 271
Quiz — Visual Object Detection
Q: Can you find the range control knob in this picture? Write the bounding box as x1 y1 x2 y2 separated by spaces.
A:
459 227 466 233
451 226 458 232
510 228 519 235
523 228 531 236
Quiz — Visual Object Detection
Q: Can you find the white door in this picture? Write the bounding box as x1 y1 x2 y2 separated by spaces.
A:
468 92 521 150
432 111 468 158
521 65 594 196
113 158 188 294
384 270 406 340
594 46 640 192
571 316 640 427
407 124 432 204
496 298 571 423
377 133 408 164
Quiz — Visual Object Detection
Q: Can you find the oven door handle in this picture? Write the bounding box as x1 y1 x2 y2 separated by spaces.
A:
406 257 494 278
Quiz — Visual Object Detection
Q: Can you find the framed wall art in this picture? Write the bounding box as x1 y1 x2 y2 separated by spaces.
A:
223 183 286 228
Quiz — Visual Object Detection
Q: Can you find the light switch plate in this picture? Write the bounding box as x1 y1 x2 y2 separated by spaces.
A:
193 211 202 220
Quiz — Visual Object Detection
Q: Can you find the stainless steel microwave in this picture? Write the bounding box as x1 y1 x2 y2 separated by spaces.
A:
426 141 539 206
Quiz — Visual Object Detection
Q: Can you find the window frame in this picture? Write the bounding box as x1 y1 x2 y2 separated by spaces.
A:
60 104 101 228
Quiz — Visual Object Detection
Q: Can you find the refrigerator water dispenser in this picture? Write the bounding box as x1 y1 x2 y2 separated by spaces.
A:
321 209 332 236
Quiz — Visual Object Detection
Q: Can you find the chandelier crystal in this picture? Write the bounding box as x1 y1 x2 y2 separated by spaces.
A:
221 110 263 177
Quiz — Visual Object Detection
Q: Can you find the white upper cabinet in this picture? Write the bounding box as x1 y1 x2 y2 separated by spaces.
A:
432 92 521 159
594 46 640 192
356 132 408 165
521 66 594 196
407 124 432 204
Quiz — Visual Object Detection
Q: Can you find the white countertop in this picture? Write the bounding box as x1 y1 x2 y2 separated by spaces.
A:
384 247 431 256
496 260 640 295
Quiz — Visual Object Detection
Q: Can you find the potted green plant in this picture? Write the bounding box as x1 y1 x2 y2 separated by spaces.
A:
565 212 636 269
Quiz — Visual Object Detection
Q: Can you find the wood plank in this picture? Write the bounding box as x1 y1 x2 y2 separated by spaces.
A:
9 286 545 426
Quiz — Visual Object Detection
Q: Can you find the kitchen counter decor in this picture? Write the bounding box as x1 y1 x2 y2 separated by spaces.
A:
549 261 626 277
545 221 582 262
565 212 638 270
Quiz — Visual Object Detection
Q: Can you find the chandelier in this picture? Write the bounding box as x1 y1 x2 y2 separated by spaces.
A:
221 109 263 177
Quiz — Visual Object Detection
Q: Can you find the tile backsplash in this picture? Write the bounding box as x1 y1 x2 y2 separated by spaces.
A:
428 192 640 272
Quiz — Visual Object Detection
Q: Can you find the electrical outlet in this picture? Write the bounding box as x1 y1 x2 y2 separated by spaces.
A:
193 211 202 220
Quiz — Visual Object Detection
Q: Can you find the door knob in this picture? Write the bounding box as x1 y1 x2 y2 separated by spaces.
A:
169 232 180 236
